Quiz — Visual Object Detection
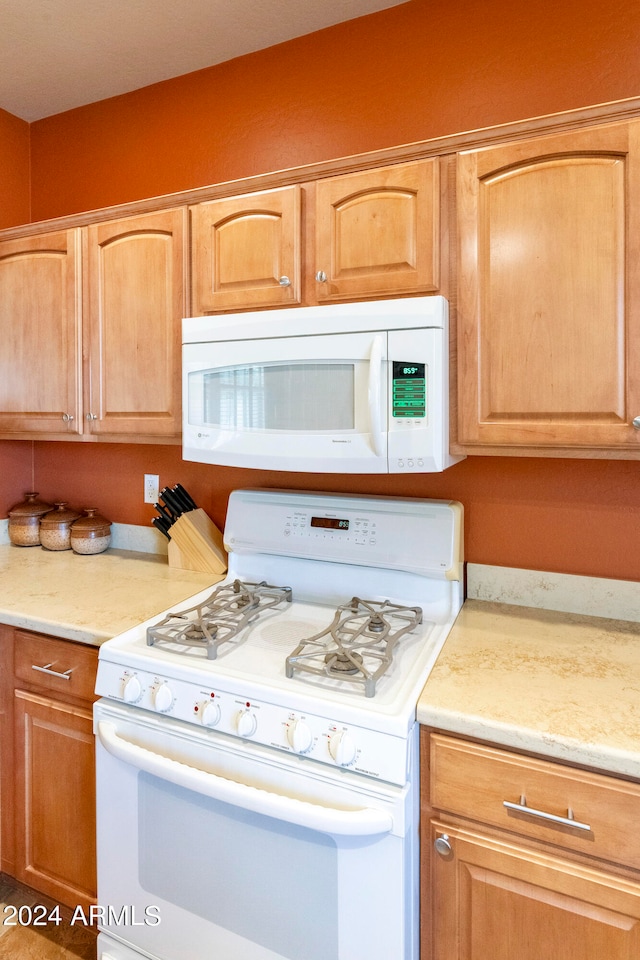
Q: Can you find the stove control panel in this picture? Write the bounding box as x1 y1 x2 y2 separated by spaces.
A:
225 489 463 581
95 660 410 784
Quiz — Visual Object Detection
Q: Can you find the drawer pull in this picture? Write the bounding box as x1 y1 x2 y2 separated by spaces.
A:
503 795 591 832
32 662 73 681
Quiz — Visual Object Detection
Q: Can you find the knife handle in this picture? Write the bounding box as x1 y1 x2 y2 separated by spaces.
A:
174 483 198 511
151 517 171 540
159 488 183 518
170 486 193 514
154 502 174 524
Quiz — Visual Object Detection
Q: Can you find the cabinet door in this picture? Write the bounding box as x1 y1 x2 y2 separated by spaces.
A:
191 186 301 312
457 121 640 454
428 822 640 960
85 208 186 440
313 159 441 301
14 689 96 909
0 230 81 437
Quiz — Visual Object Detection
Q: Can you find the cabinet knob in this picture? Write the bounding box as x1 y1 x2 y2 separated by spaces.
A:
315 270 328 282
633 416 640 430
85 413 98 421
61 413 74 422
434 834 453 857
278 276 291 287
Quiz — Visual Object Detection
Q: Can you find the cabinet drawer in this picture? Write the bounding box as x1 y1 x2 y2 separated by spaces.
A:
14 630 98 702
430 733 640 869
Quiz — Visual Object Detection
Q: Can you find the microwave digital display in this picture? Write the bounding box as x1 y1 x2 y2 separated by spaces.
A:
310 516 350 530
392 361 426 418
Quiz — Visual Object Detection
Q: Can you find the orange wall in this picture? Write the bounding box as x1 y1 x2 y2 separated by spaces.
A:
0 108 30 227
28 0 640 220
30 442 640 582
1 442 34 513
3 0 640 582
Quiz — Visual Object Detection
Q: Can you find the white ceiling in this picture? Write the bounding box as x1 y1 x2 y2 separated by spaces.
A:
0 0 408 122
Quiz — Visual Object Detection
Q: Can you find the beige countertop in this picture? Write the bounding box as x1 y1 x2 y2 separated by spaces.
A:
0 542 220 644
418 599 640 780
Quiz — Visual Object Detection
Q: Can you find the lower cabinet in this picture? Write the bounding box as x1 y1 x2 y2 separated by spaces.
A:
421 731 640 959
8 628 98 910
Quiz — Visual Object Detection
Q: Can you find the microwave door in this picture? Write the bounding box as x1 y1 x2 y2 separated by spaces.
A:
183 332 388 472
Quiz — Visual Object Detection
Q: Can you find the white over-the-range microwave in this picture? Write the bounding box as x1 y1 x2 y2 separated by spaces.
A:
182 296 464 474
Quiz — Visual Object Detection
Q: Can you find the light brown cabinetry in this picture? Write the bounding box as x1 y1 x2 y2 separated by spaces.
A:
0 208 186 442
191 186 301 313
456 120 640 457
8 629 98 909
0 230 82 437
312 159 442 302
421 732 640 959
85 208 186 440
190 159 445 314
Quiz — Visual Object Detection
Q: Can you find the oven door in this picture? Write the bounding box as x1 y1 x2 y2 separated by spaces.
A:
182 330 389 473
94 699 418 960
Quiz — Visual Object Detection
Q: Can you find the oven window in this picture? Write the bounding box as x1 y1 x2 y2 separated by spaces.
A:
138 773 339 960
191 363 355 431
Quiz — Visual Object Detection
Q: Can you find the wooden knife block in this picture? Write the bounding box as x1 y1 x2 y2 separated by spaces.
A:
167 508 228 575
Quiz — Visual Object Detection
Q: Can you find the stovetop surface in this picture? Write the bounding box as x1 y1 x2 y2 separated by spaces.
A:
98 582 447 724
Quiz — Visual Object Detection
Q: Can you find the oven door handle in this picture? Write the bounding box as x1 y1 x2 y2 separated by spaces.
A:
97 721 394 837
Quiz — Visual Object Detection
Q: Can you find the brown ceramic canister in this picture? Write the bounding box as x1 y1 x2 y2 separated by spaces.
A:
40 502 81 551
8 492 53 546
70 508 112 555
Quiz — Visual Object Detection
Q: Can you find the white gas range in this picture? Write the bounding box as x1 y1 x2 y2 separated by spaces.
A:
94 489 463 960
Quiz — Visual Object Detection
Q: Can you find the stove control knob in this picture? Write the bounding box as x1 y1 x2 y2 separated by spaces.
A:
236 709 258 738
121 674 142 703
287 719 313 754
152 681 173 713
199 700 221 727
328 730 357 767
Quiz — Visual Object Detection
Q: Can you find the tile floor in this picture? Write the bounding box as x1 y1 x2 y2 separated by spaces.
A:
0 875 96 960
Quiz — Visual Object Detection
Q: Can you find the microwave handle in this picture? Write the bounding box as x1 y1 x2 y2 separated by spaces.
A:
368 335 385 457
97 721 393 838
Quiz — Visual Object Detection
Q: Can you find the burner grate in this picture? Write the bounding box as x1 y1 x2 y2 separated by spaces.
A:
285 597 422 697
146 580 292 659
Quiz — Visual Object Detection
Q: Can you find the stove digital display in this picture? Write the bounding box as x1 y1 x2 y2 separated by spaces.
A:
310 516 350 530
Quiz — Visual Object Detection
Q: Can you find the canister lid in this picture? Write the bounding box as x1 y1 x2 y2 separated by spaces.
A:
71 507 112 538
8 492 52 518
40 502 81 526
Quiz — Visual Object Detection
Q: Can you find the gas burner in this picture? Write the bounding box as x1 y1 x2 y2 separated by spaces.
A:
285 597 422 697
147 580 292 659
324 650 364 674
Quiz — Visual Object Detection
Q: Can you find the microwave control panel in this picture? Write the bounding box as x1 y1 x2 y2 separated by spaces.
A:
391 361 426 418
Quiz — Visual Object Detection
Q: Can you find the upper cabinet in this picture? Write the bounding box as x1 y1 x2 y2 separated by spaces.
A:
85 208 186 440
312 159 443 302
189 158 447 314
456 121 640 457
0 230 82 437
190 186 302 313
7 107 640 452
0 209 186 442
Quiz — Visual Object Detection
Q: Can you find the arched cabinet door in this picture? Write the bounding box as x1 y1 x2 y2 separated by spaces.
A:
456 120 640 457
313 158 442 302
190 186 301 313
85 208 186 441
0 229 82 437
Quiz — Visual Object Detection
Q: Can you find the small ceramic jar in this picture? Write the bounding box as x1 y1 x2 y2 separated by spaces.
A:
8 492 53 546
70 508 112 555
40 502 81 551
